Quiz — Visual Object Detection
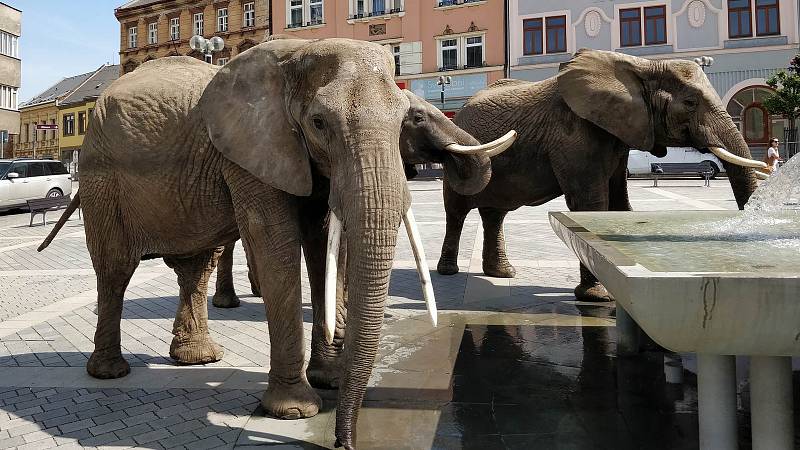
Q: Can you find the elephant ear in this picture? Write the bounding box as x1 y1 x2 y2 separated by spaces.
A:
200 39 312 196
557 49 654 152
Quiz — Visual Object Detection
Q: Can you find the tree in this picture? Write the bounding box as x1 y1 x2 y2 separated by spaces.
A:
764 54 800 157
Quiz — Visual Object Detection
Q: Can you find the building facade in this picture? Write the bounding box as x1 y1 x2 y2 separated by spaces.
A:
57 65 119 173
14 68 104 160
0 2 20 158
509 0 800 156
115 0 270 74
272 0 506 114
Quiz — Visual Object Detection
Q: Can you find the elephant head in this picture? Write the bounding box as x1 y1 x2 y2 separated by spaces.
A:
557 49 766 209
198 37 513 449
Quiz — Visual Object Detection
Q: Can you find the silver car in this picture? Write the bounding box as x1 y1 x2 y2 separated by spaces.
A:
0 159 73 211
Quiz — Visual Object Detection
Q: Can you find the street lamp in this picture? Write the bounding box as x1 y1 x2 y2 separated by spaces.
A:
693 55 714 73
190 35 225 64
437 75 451 106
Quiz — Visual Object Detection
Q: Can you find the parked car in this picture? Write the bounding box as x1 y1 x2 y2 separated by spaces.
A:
0 159 73 211
627 147 726 178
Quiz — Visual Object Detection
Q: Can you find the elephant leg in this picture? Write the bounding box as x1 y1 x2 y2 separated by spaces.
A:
437 186 471 275
165 248 225 364
225 166 320 419
212 243 240 308
248 265 261 297
84 207 139 379
303 209 347 389
479 207 516 278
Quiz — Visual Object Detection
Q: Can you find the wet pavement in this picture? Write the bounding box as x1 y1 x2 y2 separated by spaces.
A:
0 178 798 449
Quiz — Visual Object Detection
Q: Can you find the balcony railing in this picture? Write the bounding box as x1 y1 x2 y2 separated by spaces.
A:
351 8 404 20
437 0 483 7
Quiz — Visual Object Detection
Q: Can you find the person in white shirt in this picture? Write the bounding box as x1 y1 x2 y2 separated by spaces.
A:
765 138 782 173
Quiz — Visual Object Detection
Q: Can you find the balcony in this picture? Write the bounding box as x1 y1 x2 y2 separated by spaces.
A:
348 8 405 24
435 0 486 10
285 20 326 31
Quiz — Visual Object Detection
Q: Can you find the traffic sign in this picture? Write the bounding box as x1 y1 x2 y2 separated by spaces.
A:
36 124 58 130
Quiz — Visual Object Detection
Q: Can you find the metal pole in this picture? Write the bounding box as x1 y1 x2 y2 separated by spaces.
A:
440 85 445 105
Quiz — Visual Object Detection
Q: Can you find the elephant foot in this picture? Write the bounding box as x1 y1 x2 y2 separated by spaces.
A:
307 358 342 389
212 289 241 308
251 284 261 298
170 334 224 365
334 437 354 450
574 282 613 303
483 260 516 278
87 352 130 379
262 376 321 419
437 258 459 276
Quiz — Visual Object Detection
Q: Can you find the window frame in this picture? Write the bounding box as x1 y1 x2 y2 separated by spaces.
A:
288 0 304 28
217 7 228 32
545 15 567 53
78 111 86 135
620 8 643 47
393 45 401 76
728 0 753 38
169 17 180 40
217 57 230 65
755 0 780 36
63 114 75 137
522 18 543 55
147 22 158 45
309 0 324 25
465 35 484 68
439 38 459 70
128 26 137 49
643 5 667 45
243 2 256 28
194 12 204 36
350 0 403 18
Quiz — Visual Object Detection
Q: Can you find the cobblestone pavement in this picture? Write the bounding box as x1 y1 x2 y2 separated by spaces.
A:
0 177 769 449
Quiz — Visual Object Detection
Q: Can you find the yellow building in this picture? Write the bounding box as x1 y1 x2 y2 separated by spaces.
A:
57 65 119 171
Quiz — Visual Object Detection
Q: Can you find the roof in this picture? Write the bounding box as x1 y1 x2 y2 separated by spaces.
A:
60 65 120 106
116 0 169 11
19 71 95 108
0 3 21 13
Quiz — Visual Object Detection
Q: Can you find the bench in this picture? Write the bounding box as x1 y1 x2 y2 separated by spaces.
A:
26 195 80 227
651 162 714 187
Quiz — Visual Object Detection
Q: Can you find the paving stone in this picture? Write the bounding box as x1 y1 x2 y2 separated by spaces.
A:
89 419 127 436
0 435 26 449
58 417 95 434
76 405 112 420
90 409 128 426
133 427 171 445
113 422 153 439
32 406 69 422
186 435 226 449
122 401 159 416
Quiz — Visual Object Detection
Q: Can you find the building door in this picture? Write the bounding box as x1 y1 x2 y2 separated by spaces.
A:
726 86 776 158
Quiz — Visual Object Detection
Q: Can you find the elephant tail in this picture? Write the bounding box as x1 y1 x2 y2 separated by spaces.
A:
38 192 81 252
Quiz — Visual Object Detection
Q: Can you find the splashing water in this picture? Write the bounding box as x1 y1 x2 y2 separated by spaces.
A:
745 155 800 213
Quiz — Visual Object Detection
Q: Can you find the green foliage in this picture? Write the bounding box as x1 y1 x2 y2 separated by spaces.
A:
764 54 800 124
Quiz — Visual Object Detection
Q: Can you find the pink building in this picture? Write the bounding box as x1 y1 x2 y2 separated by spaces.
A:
272 0 506 114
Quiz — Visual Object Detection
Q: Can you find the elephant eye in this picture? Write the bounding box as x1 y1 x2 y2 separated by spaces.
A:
312 116 325 130
413 113 425 124
683 98 698 109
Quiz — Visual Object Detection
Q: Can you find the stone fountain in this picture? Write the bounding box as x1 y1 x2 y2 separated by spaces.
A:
549 158 800 450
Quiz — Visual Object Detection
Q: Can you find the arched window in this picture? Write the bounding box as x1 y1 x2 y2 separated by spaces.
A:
726 85 774 145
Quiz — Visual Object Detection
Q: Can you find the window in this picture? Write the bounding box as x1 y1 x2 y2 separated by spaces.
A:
10 162 27 177
0 31 18 58
49 119 56 139
545 16 567 53
217 8 228 32
644 6 667 44
620 9 642 46
170 17 180 40
728 0 752 37
148 22 157 45
727 86 774 144
356 0 365 15
78 112 86 135
31 123 37 142
755 0 780 36
28 162 44 178
47 162 68 175
309 0 323 24
0 85 17 110
372 0 385 15
440 39 458 70
523 18 543 55
63 114 75 137
243 2 256 27
393 45 400 76
217 57 229 65
194 12 204 36
128 26 137 48
620 6 667 47
465 36 483 68
289 1 303 27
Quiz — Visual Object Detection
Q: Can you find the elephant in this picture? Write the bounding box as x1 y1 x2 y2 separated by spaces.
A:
210 240 260 309
38 37 514 449
435 49 767 302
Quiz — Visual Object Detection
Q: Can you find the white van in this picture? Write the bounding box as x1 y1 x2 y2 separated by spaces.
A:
0 159 73 211
627 148 726 178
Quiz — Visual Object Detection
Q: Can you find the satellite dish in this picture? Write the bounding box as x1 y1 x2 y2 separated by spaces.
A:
209 36 225 52
189 35 206 51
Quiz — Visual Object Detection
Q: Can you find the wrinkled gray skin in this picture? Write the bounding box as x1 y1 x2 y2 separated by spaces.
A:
438 49 758 302
43 38 493 449
211 241 259 309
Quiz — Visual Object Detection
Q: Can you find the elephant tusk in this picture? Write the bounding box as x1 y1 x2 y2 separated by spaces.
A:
324 212 342 346
403 209 437 327
709 147 768 169
754 169 770 180
444 130 517 157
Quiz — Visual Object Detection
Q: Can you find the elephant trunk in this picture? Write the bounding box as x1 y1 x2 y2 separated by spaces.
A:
706 109 759 209
332 148 407 450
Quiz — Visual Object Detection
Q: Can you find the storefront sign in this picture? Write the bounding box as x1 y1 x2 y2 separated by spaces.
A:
409 73 487 101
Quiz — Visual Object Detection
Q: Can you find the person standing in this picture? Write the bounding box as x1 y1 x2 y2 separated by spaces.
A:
765 138 782 173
